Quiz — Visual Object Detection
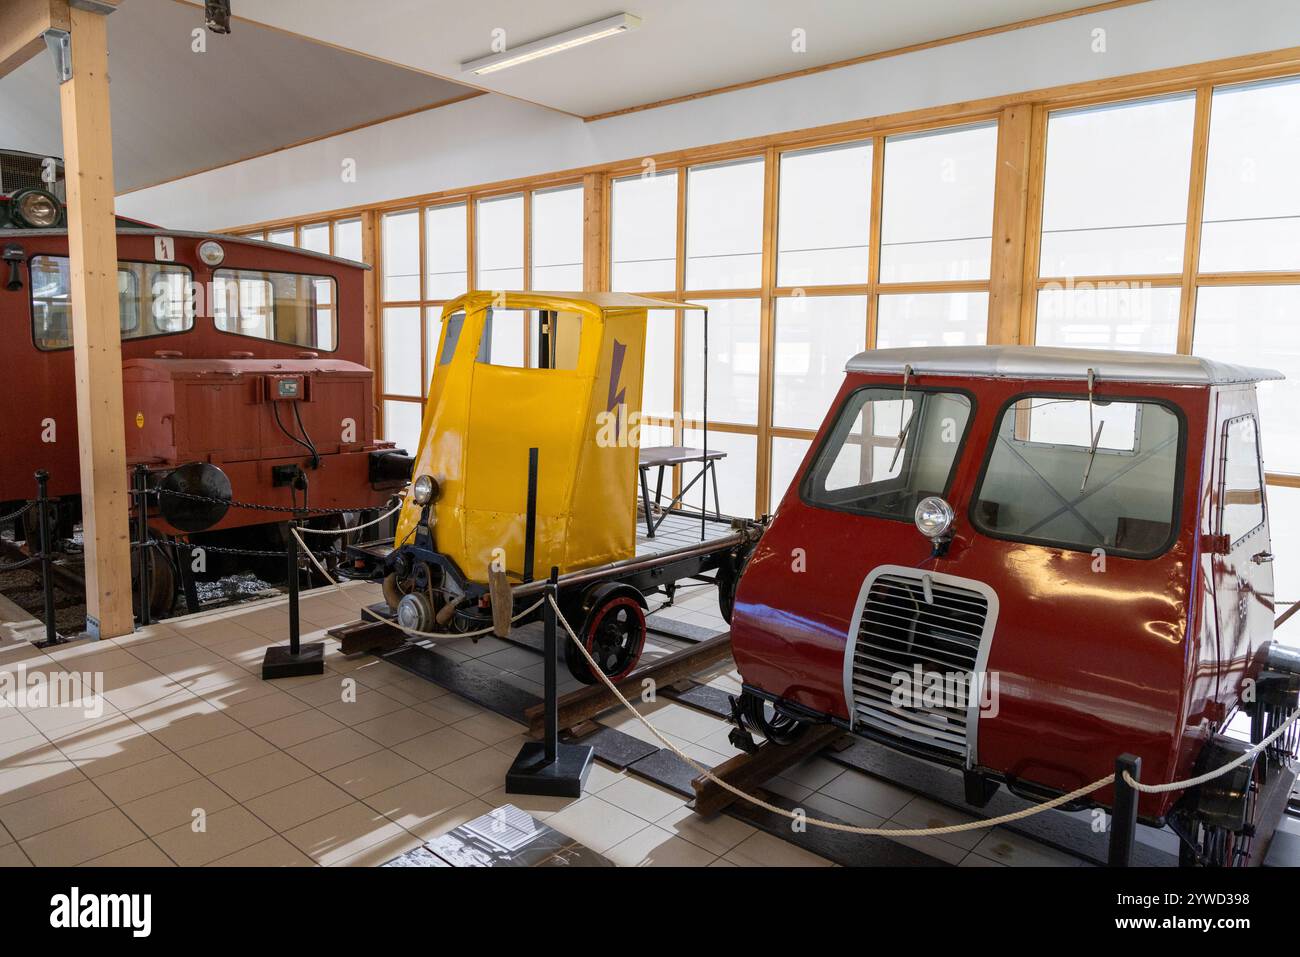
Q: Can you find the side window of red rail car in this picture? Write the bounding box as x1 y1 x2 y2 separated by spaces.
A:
971 395 1183 558
1219 415 1266 546
30 256 193 349
212 268 337 351
802 387 973 521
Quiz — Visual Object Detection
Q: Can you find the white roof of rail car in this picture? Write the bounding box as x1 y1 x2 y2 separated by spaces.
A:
469 291 706 311
845 345 1283 386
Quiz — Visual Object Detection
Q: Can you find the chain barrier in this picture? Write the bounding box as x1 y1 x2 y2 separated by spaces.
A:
0 500 35 526
157 486 406 517
549 594 1297 841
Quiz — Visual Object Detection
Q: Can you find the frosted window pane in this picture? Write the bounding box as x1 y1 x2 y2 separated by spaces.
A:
643 309 676 419
682 299 761 426
683 428 756 518
532 185 584 290
1201 77 1300 272
267 228 295 247
333 219 362 262
481 308 526 368
476 194 524 290
773 295 866 430
879 123 996 282
686 158 764 290
382 307 421 397
876 292 989 348
1268 485 1300 640
777 142 872 286
383 400 423 457
425 203 467 300
299 223 328 254
1040 95 1195 276
611 172 677 291
1035 285 1180 352
382 210 420 301
770 436 813 509
1193 284 1300 474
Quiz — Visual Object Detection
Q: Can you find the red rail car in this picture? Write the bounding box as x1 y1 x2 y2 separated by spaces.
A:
730 345 1299 866
0 150 409 613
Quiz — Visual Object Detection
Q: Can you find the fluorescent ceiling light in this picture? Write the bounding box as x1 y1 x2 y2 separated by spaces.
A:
462 13 641 75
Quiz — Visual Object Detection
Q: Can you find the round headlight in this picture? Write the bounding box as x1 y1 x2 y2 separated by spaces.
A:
412 474 437 506
12 189 61 228
197 240 225 267
914 496 955 541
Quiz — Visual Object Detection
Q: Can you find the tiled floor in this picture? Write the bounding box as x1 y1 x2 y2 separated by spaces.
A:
0 578 1170 868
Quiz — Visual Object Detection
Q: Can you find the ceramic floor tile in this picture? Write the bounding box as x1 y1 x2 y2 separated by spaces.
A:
972 827 1083 867
60 725 170 779
452 711 528 746
281 801 406 866
818 768 915 819
218 689 312 729
723 829 834 867
120 778 237 836
545 795 649 854
153 805 274 866
0 778 114 841
599 776 687 824
79 839 175 867
352 707 443 747
331 830 424 867
0 735 86 806
148 708 243 752
317 688 404 725
287 728 383 773
255 709 346 748
0 843 30 865
127 635 203 662
889 796 985 851
244 775 355 833
412 694 484 725
94 750 203 806
208 834 317 867
180 729 278 775
210 751 314 802
20 808 146 866
322 749 424 799
430 746 515 797
605 824 718 867
391 726 486 771
656 805 757 856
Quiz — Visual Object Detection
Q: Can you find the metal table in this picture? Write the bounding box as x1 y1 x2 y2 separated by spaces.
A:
637 445 726 537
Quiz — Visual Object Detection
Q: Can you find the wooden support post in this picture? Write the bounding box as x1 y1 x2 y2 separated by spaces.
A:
60 2 133 638
0 0 68 80
360 210 378 375
987 104 1034 345
582 172 606 292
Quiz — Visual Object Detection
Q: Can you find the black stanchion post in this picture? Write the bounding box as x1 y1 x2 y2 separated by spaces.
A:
1108 753 1141 867
262 469 324 680
134 464 151 627
506 569 594 797
523 447 538 583
33 470 60 648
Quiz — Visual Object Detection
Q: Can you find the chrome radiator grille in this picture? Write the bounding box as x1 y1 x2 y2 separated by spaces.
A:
845 569 994 764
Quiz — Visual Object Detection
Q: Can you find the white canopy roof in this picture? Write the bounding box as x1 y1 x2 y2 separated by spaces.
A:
845 345 1283 386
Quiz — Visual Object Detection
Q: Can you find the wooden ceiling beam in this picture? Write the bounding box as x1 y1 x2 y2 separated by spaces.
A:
0 0 70 80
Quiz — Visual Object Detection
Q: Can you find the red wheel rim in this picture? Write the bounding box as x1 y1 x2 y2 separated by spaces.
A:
584 596 645 681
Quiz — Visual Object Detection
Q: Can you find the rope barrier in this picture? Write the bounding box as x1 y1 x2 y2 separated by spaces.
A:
295 499 405 535
547 594 1297 839
358 597 547 641
1123 707 1300 794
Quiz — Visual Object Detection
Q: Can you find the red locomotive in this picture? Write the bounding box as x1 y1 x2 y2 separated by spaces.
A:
0 150 408 614
730 344 1299 866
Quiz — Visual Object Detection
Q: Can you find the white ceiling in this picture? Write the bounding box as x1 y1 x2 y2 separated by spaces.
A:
205 0 1105 117
0 0 471 192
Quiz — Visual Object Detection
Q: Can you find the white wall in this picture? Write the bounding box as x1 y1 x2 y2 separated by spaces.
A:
118 0 1300 230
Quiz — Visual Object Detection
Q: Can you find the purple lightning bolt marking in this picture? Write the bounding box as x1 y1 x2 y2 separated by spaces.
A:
607 339 627 442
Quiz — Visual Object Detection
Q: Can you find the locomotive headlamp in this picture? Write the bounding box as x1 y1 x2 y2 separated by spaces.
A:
914 495 955 542
12 189 61 228
412 474 438 506
197 240 225 267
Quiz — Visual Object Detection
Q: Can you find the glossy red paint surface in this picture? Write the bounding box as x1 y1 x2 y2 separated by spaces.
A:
0 231 392 527
732 371 1274 819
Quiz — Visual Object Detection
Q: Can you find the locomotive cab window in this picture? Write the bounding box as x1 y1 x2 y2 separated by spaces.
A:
1219 415 1266 545
972 395 1183 557
802 387 973 521
30 256 193 349
212 268 337 351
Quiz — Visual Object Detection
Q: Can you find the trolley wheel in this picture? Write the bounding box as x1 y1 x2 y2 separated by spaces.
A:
130 535 177 619
737 690 806 746
565 593 647 685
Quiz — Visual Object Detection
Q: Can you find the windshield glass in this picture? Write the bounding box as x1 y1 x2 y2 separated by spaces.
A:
31 256 193 349
212 268 336 350
802 387 972 520
972 395 1182 556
